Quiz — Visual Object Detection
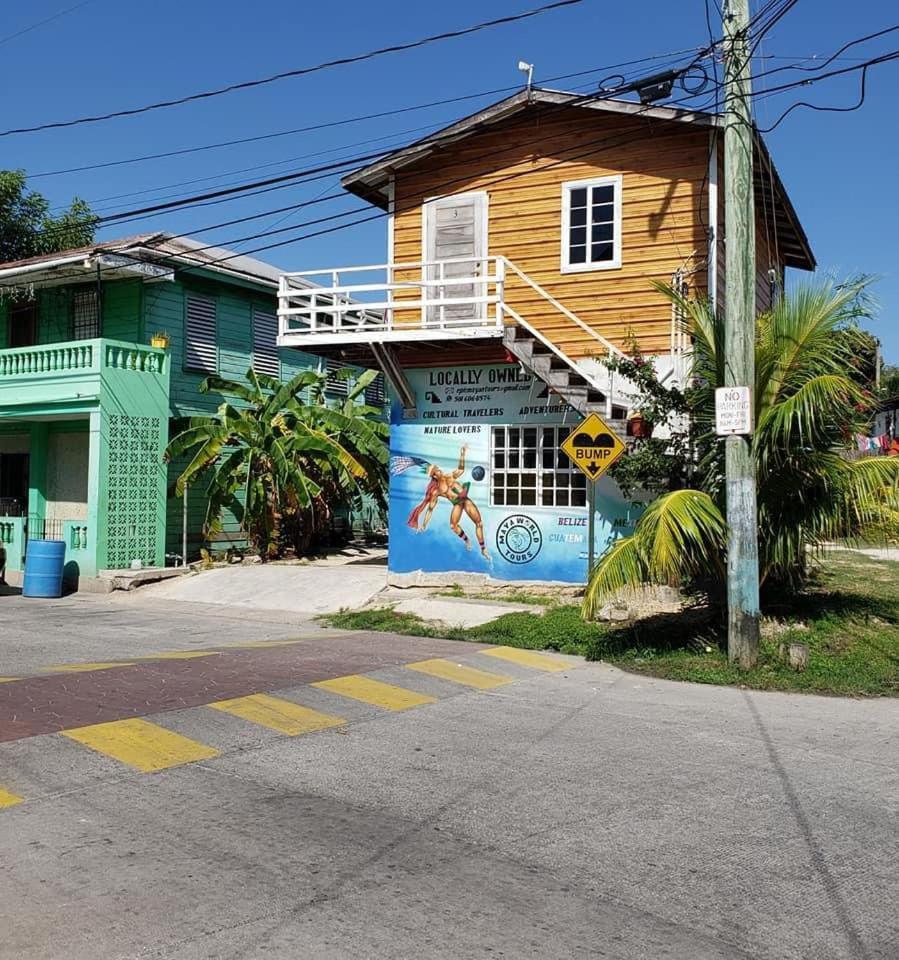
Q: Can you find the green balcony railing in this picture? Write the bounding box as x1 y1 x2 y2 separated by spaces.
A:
0 339 166 380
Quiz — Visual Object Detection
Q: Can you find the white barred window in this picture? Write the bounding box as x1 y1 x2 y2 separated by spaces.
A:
491 425 587 509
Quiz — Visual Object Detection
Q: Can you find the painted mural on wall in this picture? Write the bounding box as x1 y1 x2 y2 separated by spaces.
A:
389 364 640 583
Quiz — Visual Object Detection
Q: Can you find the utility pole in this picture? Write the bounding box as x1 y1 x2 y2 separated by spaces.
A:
723 0 760 668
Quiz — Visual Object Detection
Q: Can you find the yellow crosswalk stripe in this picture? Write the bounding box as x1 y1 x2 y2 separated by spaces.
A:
134 651 218 661
480 646 570 672
62 718 219 772
0 787 24 809
221 640 305 649
0 677 20 683
405 658 513 690
44 662 132 673
313 675 436 711
208 694 345 736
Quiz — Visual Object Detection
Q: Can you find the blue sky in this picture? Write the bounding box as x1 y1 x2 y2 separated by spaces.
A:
3 0 898 359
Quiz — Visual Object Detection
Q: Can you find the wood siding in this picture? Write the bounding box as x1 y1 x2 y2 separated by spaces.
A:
390 109 789 354
391 108 710 356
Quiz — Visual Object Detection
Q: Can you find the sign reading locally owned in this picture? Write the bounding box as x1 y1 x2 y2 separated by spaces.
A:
560 412 627 481
715 386 753 435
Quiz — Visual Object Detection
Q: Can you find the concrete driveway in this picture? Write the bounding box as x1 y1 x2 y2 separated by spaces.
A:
0 595 895 959
137 550 389 615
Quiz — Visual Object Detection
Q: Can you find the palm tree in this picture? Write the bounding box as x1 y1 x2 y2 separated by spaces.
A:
584 282 899 621
166 367 387 559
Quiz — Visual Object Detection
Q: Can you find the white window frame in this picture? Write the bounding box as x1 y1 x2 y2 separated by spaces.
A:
560 174 622 274
490 425 588 511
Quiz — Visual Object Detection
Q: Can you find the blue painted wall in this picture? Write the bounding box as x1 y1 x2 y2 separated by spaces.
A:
388 363 639 584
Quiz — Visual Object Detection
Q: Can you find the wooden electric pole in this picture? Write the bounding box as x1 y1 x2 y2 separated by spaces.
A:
723 0 761 667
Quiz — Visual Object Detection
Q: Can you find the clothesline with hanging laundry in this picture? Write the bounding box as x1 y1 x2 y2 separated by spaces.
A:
855 433 899 455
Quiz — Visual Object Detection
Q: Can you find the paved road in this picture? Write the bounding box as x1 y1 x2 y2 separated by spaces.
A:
0 597 895 959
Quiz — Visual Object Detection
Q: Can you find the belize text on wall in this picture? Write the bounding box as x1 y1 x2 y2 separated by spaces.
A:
388 363 639 584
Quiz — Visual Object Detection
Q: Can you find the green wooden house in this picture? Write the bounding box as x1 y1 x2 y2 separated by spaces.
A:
0 232 363 588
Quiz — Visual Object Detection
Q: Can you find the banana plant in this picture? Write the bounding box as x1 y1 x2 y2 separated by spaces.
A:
166 366 387 559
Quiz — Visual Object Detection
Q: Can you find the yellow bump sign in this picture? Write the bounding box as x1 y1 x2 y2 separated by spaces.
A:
560 412 626 481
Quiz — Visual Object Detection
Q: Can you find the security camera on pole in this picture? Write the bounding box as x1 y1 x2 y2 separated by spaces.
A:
721 0 761 667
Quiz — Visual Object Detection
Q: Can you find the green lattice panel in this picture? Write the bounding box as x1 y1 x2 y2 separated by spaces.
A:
106 414 163 569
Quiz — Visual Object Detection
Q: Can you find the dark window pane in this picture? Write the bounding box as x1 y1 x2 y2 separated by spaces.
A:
493 473 505 487
523 428 537 447
592 185 614 205
572 489 587 507
570 207 587 227
507 490 519 506
572 473 586 488
522 473 536 488
542 490 554 506
542 472 555 488
542 450 554 468
570 187 587 208
569 226 586 246
592 203 615 224
592 223 614 243
569 246 587 265
494 452 505 468
557 490 569 506
556 450 568 468
591 242 614 262
521 489 536 506
509 451 520 468
523 450 536 469
509 428 520 445
507 473 519 487
494 490 505 505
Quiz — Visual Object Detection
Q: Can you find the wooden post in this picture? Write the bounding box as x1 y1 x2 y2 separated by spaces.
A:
587 478 597 582
182 483 188 567
723 0 761 668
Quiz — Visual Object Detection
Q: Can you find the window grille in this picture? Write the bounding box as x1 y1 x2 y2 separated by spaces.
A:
491 425 587 508
70 287 101 340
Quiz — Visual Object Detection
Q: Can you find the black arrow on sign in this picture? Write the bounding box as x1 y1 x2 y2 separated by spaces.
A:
587 461 601 477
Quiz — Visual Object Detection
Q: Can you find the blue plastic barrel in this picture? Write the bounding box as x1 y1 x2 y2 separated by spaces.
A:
23 539 66 598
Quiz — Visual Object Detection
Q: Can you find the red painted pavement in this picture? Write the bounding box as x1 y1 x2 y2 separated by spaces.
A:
0 633 487 742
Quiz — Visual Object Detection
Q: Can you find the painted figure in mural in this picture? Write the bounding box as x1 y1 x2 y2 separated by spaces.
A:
397 445 490 560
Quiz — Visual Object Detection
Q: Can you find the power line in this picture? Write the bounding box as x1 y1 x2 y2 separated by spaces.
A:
4 83 720 289
0 0 584 139
0 0 96 47
752 23 899 84
60 118 455 214
33 53 719 243
29 50 707 180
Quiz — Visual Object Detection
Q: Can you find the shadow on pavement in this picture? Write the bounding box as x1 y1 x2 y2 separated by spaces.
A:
742 691 871 960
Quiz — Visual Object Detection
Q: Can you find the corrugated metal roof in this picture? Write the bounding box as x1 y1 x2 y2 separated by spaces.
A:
0 232 304 288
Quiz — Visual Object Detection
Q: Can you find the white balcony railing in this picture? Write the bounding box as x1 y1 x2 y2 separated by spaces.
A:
278 256 506 346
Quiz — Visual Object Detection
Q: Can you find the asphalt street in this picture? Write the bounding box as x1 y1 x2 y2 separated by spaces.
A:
0 594 895 959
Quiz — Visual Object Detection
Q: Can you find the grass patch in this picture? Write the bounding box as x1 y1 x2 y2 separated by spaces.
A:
435 584 561 606
321 551 899 697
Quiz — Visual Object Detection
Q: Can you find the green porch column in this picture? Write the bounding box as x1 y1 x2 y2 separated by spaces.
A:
27 423 48 530
87 409 104 575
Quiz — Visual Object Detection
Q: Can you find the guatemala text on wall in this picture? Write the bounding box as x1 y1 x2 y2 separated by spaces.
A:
388 364 639 583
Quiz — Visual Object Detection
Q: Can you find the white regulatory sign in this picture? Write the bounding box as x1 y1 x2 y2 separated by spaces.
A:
715 386 752 435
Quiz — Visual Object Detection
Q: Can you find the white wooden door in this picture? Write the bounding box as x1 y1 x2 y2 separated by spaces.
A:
424 192 487 325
